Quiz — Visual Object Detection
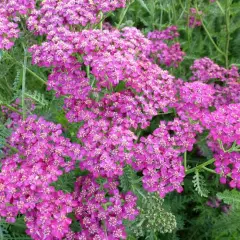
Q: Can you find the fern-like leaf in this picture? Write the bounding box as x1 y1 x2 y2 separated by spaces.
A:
136 0 151 14
120 165 145 198
192 170 209 197
0 121 12 158
24 90 49 109
197 132 213 159
0 219 30 240
217 190 240 209
212 209 240 239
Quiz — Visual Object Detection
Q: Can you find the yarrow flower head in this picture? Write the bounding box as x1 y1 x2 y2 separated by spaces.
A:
202 103 240 146
0 0 35 49
27 0 127 36
201 104 240 189
77 119 137 178
1 0 35 15
71 176 138 240
131 118 200 198
0 115 86 239
148 26 185 67
180 81 215 108
214 151 240 189
190 57 239 83
175 81 215 122
0 8 19 49
190 57 240 107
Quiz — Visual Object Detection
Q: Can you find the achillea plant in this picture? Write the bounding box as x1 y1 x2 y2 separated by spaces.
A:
0 0 240 239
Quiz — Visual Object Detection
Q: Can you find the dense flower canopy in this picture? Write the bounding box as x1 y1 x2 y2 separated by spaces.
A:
0 0 240 239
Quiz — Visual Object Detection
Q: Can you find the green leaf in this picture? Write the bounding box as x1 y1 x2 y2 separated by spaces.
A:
0 219 31 240
197 135 213 159
120 165 145 198
24 90 49 109
192 170 209 197
0 121 12 158
136 0 151 15
217 190 240 209
0 50 3 60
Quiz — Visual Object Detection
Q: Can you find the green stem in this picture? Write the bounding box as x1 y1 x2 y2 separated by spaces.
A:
201 20 225 56
86 65 90 79
5 143 18 153
0 103 21 114
184 152 187 171
187 0 191 48
216 1 225 14
26 68 47 85
116 1 133 29
178 0 187 21
202 166 217 174
186 158 215 175
4 52 47 85
160 5 163 27
134 187 146 199
22 45 27 120
134 130 142 143
225 0 230 68
23 92 39 103
195 5 225 56
99 12 103 30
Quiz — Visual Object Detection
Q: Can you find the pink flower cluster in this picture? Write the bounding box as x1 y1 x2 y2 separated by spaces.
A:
77 119 136 178
27 0 127 35
0 116 83 238
213 151 240 189
0 0 128 50
0 114 139 239
2 0 240 238
190 57 240 107
148 26 185 67
132 119 199 197
24 190 76 239
0 8 19 49
32 26 178 126
0 0 35 49
201 104 240 188
69 176 138 239
180 81 215 108
28 17 206 205
202 104 240 146
32 25 189 198
187 59 240 188
1 0 35 15
176 81 215 122
190 57 239 83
